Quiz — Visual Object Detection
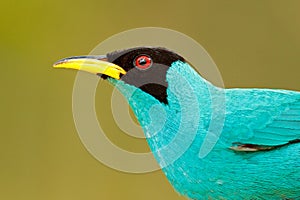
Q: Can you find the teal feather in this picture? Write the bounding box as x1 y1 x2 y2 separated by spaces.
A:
109 61 300 199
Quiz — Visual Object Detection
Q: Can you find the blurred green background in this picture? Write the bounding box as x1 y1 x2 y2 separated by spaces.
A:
1 0 300 199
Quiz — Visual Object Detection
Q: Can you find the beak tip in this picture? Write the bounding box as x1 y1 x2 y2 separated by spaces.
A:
53 62 63 68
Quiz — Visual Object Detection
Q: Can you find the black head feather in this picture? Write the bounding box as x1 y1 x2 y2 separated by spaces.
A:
104 47 185 104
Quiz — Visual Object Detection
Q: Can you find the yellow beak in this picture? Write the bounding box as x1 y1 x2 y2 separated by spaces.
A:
53 56 126 80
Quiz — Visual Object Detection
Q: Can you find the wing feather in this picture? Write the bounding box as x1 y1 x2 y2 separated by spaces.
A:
224 89 300 149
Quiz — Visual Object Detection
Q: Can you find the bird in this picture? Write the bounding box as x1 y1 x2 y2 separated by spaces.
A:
54 47 300 200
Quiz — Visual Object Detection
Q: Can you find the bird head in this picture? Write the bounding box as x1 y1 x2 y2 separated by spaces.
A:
54 47 185 104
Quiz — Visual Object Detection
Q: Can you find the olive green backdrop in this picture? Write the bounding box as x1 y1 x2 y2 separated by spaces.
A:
1 0 300 199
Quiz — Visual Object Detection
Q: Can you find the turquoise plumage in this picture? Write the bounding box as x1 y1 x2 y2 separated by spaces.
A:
110 61 300 199
55 47 300 199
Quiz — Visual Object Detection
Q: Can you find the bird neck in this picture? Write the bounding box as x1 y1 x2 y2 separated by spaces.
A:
110 61 219 167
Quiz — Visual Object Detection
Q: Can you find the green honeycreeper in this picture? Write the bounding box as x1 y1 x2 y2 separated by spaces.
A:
54 47 300 199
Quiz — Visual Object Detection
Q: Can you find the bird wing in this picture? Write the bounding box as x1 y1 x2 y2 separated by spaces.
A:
224 89 300 150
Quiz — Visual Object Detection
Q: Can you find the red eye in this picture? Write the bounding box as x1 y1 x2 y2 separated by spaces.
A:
134 55 152 70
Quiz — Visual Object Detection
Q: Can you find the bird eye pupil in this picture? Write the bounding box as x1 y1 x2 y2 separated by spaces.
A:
139 58 147 65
